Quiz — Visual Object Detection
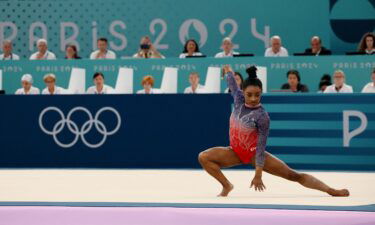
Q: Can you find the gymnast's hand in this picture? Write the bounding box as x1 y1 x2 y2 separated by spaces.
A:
223 65 233 74
250 176 266 192
222 65 233 79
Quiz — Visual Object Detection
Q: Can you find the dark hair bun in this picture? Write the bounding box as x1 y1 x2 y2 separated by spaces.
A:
321 74 331 82
246 66 258 79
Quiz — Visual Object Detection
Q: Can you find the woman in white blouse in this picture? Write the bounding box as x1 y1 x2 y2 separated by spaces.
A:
179 39 203 58
42 74 65 95
137 75 163 94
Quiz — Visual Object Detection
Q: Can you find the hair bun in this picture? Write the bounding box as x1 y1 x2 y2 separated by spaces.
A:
246 66 258 79
321 74 331 82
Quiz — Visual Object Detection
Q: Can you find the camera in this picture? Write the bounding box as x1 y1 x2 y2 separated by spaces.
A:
140 44 150 50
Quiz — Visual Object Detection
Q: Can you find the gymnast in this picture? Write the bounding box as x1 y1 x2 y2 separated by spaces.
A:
198 65 350 197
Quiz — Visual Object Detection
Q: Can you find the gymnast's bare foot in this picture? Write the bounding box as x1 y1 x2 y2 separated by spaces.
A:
328 188 350 197
218 183 234 197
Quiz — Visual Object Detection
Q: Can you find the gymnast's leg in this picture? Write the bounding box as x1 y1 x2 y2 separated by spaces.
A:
257 152 349 197
198 147 242 197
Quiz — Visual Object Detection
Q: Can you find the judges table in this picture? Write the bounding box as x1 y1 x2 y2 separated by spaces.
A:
0 94 374 170
0 56 374 94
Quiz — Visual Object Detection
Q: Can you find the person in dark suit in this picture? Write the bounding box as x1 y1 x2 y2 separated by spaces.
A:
281 70 309 92
304 36 332 56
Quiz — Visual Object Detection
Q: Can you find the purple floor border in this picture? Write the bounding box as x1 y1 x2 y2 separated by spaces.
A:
0 206 375 225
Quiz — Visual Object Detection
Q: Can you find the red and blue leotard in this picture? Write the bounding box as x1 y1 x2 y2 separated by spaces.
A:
226 72 270 167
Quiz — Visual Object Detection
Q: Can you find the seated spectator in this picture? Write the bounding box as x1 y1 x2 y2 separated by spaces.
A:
215 37 239 58
42 74 65 95
184 72 206 94
0 40 20 60
320 74 332 83
133 36 165 59
224 72 243 93
317 74 332 93
15 74 40 95
86 72 114 94
65 44 81 59
357 32 375 55
304 36 332 56
179 39 203 58
264 35 288 57
137 75 163 94
281 70 309 92
318 80 332 93
30 39 56 60
324 70 353 93
361 68 375 93
90 38 116 59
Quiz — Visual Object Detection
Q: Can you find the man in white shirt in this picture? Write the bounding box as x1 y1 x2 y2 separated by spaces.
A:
90 38 116 59
361 69 375 93
324 70 353 93
29 39 56 60
184 72 206 94
86 72 114 94
214 37 239 58
0 40 20 60
42 73 65 95
264 36 289 57
15 74 40 95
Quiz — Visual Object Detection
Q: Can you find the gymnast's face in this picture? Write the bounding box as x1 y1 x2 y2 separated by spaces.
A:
243 85 262 107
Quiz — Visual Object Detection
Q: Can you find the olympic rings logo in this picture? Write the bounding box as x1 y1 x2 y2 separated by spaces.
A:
39 106 121 148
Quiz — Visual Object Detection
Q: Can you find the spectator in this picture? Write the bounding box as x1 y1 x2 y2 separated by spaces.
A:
41 73 65 95
29 39 56 60
264 35 288 57
357 32 375 55
15 74 40 95
324 70 353 93
184 72 206 94
90 38 116 59
225 72 243 93
0 40 20 60
317 74 332 93
215 37 239 58
361 68 375 93
304 36 332 56
179 39 203 58
65 44 81 59
281 70 309 92
318 80 332 93
320 74 332 83
86 72 114 94
133 36 164 59
137 75 163 94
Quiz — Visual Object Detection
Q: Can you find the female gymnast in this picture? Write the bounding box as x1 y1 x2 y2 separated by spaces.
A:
198 65 350 197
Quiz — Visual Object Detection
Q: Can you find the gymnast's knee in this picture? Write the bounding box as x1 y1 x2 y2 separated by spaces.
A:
198 151 210 164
